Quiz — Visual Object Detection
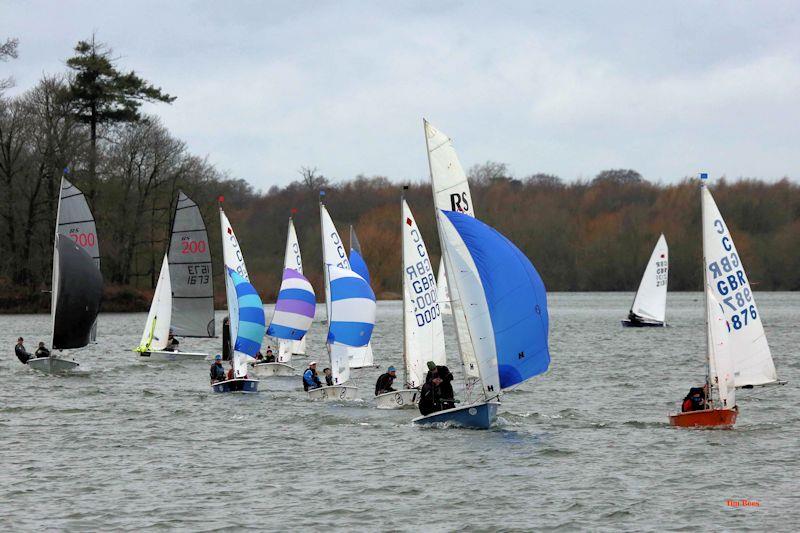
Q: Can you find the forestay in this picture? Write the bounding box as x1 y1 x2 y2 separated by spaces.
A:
706 289 735 408
281 216 307 357
268 268 315 363
326 265 376 385
701 184 777 387
424 120 480 392
402 199 446 388
227 269 266 378
136 255 172 352
629 234 668 323
439 210 550 394
168 191 214 337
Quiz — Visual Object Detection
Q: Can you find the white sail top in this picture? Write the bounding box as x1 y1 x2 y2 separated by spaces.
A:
706 289 736 408
137 254 172 351
319 201 374 368
424 119 481 394
630 234 668 323
701 184 777 387
402 199 446 387
279 216 306 359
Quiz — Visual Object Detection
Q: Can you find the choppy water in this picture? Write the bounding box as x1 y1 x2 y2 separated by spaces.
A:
1 293 798 531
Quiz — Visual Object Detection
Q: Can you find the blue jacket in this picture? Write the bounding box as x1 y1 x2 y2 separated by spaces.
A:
303 368 321 391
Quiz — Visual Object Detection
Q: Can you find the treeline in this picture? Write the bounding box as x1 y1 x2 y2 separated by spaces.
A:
1 37 798 313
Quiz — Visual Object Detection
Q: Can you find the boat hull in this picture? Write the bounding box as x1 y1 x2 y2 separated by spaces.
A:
250 362 296 377
412 401 500 429
211 378 259 393
27 356 79 374
307 385 359 401
375 389 420 410
669 408 737 428
621 320 665 328
137 350 210 362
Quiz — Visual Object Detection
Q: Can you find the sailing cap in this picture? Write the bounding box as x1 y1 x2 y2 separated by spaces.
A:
388 366 396 372
309 361 318 366
215 354 222 361
427 361 436 371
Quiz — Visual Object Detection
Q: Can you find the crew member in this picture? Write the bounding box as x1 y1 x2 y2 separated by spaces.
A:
303 361 322 391
14 337 31 364
34 341 51 359
210 354 226 383
425 361 455 410
374 366 398 395
165 331 180 352
323 367 334 386
265 346 275 363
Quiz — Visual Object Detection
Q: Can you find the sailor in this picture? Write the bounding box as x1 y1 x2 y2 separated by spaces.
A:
14 337 31 364
374 366 398 396
425 361 455 410
265 346 276 363
210 354 226 383
303 361 322 391
682 386 707 412
34 341 51 359
255 350 264 361
323 367 334 386
627 311 642 325
165 331 180 352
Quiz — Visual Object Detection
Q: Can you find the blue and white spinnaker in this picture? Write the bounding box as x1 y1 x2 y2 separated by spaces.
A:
268 268 315 342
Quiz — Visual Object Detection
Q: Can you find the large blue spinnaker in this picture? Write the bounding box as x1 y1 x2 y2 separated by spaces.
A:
442 210 550 389
228 268 266 358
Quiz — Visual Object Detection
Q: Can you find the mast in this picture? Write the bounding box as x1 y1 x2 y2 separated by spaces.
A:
50 176 65 348
401 186 410 385
700 172 713 407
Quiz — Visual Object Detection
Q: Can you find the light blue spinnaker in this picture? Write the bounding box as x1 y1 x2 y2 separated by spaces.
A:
440 210 550 390
227 268 266 358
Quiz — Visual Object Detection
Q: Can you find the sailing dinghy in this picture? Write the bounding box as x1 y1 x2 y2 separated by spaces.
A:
29 177 103 373
622 234 668 327
253 268 315 377
212 206 264 393
136 191 214 360
307 265 376 401
375 193 446 409
669 174 783 428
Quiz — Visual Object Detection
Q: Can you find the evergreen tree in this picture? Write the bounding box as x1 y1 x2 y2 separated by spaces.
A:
65 36 176 196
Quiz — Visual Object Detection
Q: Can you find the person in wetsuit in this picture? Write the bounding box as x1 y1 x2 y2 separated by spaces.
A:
418 361 456 415
303 361 322 391
323 367 334 386
374 366 398 395
165 332 180 352
34 342 51 359
265 347 276 363
681 386 707 412
15 337 31 364
210 354 226 383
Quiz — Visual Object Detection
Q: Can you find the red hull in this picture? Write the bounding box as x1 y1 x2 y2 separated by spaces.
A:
669 408 737 428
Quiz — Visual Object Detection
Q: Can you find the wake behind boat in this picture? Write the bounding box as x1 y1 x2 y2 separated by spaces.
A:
622 234 668 327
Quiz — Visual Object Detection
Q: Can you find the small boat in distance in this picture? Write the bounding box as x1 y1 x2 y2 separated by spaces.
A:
136 192 214 360
375 191 446 410
622 234 668 327
28 177 103 374
212 205 263 393
669 174 783 428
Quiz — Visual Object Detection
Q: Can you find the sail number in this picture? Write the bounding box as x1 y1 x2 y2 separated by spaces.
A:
707 220 758 329
68 231 96 247
290 242 302 272
181 239 207 254
406 227 440 326
655 260 667 287
329 232 350 269
187 264 210 285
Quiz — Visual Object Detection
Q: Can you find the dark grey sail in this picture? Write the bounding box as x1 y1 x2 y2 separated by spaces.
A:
52 234 103 349
57 177 100 340
168 191 215 337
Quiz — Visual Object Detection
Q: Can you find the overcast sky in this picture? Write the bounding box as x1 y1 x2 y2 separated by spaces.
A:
3 0 799 189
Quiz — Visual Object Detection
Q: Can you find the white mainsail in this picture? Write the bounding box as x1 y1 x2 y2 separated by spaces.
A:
706 289 736 408
279 217 306 360
137 255 172 351
701 184 777 387
402 198 446 388
424 119 481 395
319 200 374 368
629 234 668 324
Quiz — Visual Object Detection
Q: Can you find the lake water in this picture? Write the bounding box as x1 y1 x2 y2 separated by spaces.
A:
2 293 798 531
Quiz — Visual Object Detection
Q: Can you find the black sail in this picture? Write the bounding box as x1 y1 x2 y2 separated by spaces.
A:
52 234 103 350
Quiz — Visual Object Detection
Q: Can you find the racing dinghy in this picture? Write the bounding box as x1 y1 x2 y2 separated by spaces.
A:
413 121 551 429
307 264 376 401
669 174 783 428
211 206 264 393
253 267 315 377
136 191 214 360
29 177 103 374
622 234 668 327
376 193 445 409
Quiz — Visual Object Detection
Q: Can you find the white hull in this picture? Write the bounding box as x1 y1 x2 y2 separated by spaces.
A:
375 389 420 410
137 350 210 362
307 385 359 401
28 356 79 374
250 362 296 377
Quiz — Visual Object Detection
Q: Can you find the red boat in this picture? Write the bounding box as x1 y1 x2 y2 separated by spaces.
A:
669 407 737 429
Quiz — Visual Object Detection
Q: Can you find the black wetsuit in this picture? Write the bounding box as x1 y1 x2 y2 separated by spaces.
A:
325 374 334 386
210 362 226 382
374 373 396 396
15 344 31 364
425 366 455 410
35 347 51 359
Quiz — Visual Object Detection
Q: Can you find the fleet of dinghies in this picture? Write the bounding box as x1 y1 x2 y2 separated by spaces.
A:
15 123 786 430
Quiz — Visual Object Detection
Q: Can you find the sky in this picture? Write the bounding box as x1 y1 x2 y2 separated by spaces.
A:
3 0 799 189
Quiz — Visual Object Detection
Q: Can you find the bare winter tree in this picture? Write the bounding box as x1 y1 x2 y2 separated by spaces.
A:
0 37 20 93
298 165 327 190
